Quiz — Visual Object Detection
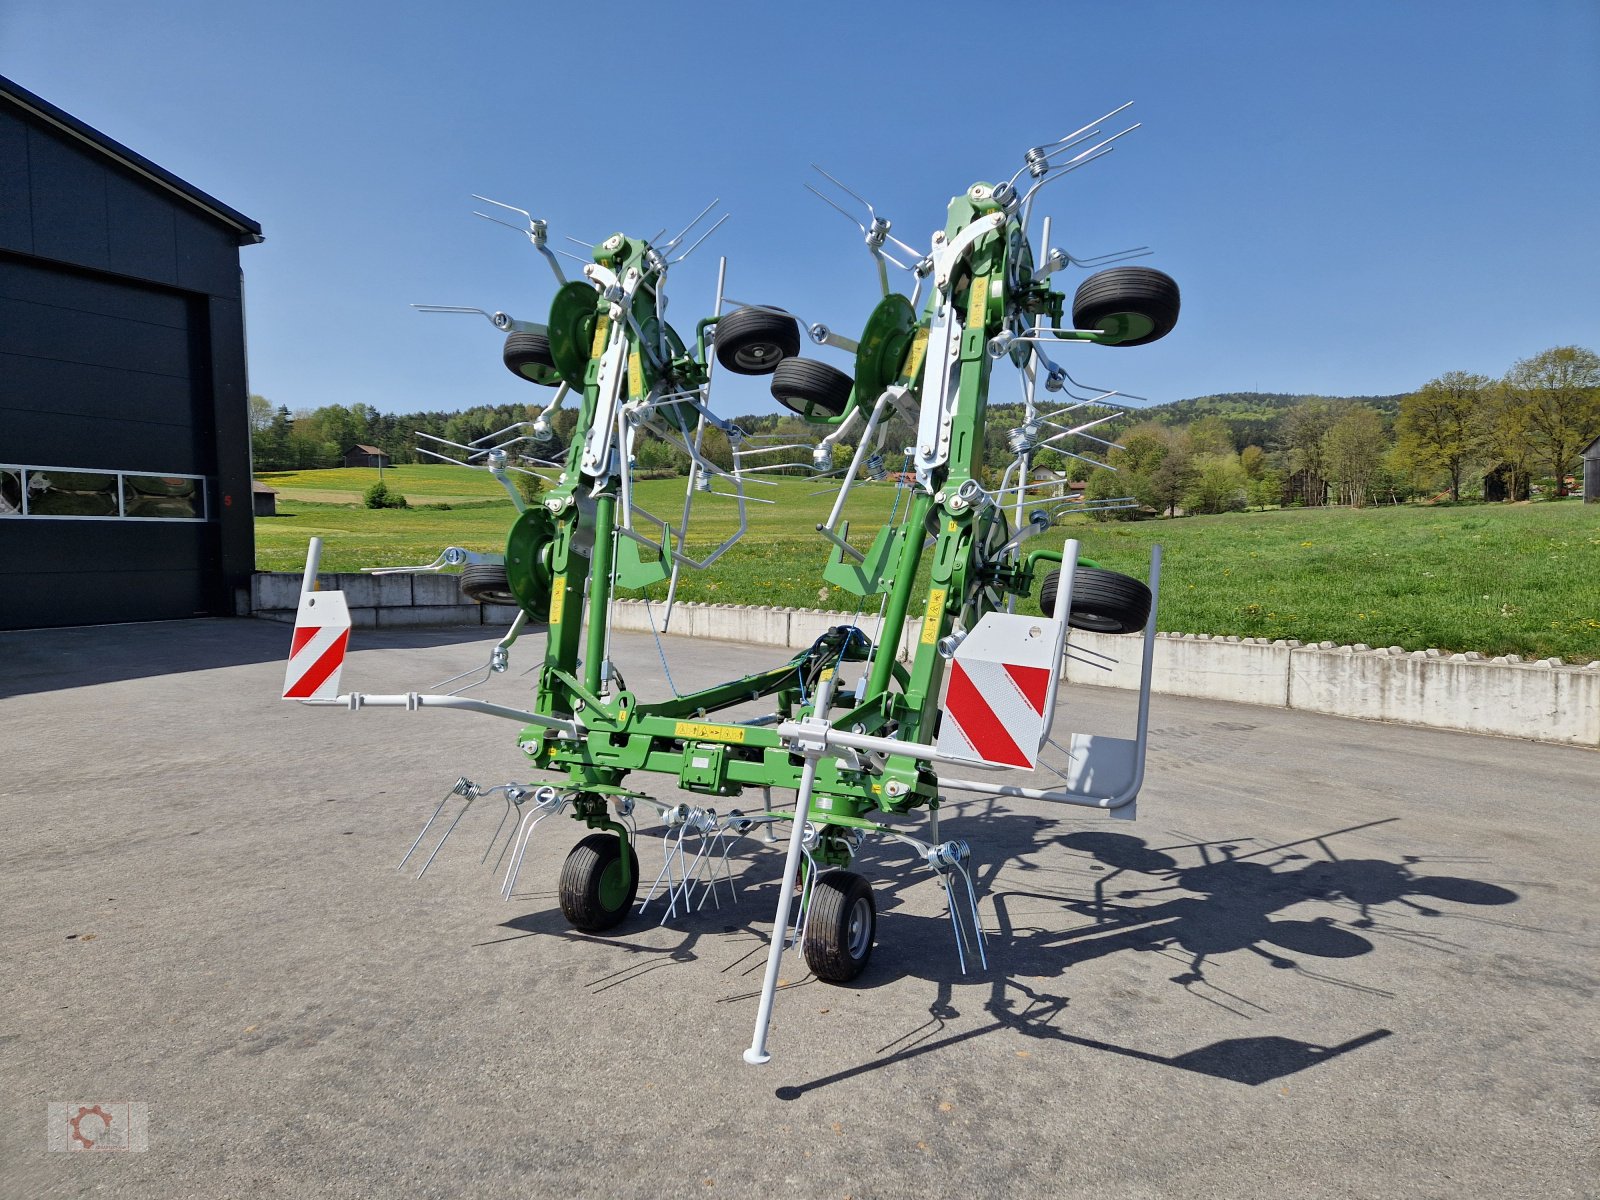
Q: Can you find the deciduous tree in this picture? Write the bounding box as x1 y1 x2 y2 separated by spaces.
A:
1326 404 1389 506
1394 372 1489 501
1504 346 1600 495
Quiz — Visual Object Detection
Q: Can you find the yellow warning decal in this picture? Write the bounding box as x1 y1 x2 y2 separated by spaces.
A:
548 577 566 625
628 348 645 397
675 721 747 744
899 326 930 384
921 587 947 644
966 274 989 330
590 316 611 358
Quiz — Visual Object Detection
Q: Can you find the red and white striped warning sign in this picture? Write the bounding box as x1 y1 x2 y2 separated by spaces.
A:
282 590 351 700
935 612 1058 769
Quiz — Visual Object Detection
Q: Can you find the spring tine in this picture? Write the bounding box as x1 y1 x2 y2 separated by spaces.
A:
471 194 533 219
493 803 530 874
499 801 559 900
696 831 727 911
640 827 681 915
811 163 875 217
416 797 474 879
473 210 531 235
398 789 458 871
482 793 516 865
955 861 989 969
663 197 721 253
804 183 867 234
671 212 730 264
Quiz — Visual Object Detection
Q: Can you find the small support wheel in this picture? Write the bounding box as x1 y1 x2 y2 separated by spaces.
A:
713 307 801 375
1071 267 1180 347
558 833 639 933
803 870 876 983
460 562 517 606
771 357 855 419
503 331 561 386
1041 566 1152 634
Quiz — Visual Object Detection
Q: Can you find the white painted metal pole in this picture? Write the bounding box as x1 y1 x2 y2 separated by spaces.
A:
744 675 836 1065
301 537 323 599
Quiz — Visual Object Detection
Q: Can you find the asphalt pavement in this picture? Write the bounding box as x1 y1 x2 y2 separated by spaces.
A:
2 617 1596 1199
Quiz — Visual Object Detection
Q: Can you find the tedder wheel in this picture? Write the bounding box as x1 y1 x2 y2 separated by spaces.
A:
713 307 801 375
803 870 876 983
503 331 561 386
1071 267 1181 347
771 358 854 419
558 833 639 933
459 562 517 606
1041 566 1152 634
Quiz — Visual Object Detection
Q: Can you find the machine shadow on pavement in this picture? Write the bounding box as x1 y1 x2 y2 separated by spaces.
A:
472 802 1520 1099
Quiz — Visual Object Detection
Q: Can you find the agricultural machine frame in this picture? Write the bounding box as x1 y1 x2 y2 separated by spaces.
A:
284 104 1180 1064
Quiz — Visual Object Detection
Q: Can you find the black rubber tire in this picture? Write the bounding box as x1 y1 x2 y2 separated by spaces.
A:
803 870 876 983
713 307 801 375
1072 267 1180 347
503 331 559 385
771 357 854 418
1041 566 1152 634
558 833 639 933
460 562 517 606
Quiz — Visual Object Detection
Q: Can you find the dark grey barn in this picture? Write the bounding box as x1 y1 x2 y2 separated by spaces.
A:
1 75 261 629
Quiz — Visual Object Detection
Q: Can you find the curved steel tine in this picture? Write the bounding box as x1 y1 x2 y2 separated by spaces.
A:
671 212 730 264
398 785 464 870
945 874 971 974
698 827 740 910
660 825 698 924
416 796 474 879
640 825 684 915
955 861 989 969
804 184 867 235
482 792 517 865
398 793 451 870
500 797 562 900
791 846 819 950
677 826 719 911
492 802 531 874
434 661 491 692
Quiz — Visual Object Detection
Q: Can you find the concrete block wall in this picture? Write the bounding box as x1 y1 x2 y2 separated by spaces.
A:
252 574 1599 747
253 571 514 631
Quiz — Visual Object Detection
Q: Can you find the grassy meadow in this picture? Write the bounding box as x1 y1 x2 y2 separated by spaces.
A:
256 466 1600 662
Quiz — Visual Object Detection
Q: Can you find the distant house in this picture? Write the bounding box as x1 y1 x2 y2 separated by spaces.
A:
1582 434 1600 503
1029 468 1086 500
251 480 278 517
343 444 390 469
1483 462 1530 503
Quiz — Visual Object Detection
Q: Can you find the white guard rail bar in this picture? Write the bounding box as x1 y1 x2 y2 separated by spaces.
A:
304 692 580 739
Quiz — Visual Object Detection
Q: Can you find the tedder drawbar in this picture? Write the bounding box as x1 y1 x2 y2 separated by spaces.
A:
282 104 1180 1063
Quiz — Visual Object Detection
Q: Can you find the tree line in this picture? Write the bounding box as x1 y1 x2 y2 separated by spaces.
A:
249 344 1598 515
1081 345 1599 517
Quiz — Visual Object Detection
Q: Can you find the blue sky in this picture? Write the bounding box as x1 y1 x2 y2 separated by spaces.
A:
5 1 1597 419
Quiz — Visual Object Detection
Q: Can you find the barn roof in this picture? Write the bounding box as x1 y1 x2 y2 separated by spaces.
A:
0 73 262 245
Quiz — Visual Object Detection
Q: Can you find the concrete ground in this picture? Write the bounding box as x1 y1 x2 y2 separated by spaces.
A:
2 618 1596 1199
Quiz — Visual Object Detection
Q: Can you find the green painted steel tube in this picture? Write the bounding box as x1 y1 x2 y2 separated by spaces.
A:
867 490 933 696
585 492 617 695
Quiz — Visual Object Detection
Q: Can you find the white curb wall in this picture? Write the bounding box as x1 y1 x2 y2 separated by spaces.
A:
252 574 1599 748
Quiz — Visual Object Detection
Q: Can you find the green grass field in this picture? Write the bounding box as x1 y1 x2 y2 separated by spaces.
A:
256 467 1600 661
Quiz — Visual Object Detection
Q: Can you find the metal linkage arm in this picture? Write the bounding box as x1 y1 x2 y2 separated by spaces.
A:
304 692 580 739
